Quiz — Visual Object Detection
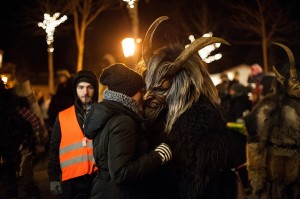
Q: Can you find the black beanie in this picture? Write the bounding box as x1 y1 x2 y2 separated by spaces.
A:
73 70 99 102
100 63 144 97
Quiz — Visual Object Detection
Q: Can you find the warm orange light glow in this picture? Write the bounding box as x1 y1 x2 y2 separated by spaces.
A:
121 38 136 57
0 49 3 68
1 75 8 84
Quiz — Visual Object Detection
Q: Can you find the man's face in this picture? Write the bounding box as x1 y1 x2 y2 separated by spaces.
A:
76 82 95 104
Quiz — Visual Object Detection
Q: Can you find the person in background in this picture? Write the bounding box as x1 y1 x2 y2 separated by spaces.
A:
216 72 232 117
232 71 240 84
226 82 252 194
216 72 231 103
247 64 264 105
47 69 74 129
84 63 172 199
47 70 99 199
0 80 42 199
227 82 252 123
16 102 44 199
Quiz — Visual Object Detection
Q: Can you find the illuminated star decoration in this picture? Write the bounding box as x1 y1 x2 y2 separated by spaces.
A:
123 0 136 8
38 13 68 52
186 32 222 63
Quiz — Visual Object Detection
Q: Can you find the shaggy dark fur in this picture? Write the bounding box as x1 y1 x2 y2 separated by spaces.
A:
244 54 300 198
147 96 238 199
141 16 240 199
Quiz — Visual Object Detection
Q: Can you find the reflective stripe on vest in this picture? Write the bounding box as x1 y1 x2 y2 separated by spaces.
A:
59 105 95 181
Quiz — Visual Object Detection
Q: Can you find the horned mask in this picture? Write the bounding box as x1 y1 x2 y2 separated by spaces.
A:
272 42 300 98
141 16 230 133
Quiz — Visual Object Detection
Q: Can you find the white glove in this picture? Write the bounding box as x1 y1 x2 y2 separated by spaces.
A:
50 181 63 196
155 143 172 164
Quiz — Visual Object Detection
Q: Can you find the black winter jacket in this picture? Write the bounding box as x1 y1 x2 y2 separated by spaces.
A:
84 97 162 199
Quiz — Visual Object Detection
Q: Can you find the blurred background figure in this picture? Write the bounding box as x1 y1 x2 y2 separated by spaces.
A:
216 71 253 196
0 79 42 199
260 73 275 97
216 72 230 101
227 82 252 123
231 70 240 84
47 69 74 131
35 90 51 133
247 64 264 105
216 72 231 114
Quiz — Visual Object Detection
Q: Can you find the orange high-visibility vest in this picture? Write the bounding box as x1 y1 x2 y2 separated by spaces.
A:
59 105 95 181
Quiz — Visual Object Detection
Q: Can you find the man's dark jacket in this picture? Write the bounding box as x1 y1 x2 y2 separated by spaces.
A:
47 101 93 181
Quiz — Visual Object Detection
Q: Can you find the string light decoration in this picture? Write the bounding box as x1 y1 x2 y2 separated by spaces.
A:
38 12 67 94
186 32 222 63
38 13 68 51
123 0 136 8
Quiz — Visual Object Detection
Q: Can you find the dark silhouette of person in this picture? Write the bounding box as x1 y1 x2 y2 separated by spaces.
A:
0 80 41 198
227 82 252 122
48 69 75 129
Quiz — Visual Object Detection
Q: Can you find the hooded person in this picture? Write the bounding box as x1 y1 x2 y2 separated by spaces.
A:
47 70 99 199
0 80 40 198
84 63 172 199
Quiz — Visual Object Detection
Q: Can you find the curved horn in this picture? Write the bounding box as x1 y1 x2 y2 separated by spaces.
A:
272 42 297 80
272 66 285 86
142 16 169 67
168 37 230 76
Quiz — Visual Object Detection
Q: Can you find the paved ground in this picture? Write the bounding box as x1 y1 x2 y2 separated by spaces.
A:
6 155 253 199
0 152 56 199
33 154 54 199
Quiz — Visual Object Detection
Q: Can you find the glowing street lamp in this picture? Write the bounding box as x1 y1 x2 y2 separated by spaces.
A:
1 74 8 84
122 38 136 58
38 13 67 94
123 0 139 64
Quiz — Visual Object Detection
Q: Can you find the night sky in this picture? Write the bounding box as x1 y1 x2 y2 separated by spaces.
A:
1 0 300 80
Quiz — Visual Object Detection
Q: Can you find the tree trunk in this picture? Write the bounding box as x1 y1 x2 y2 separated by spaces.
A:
262 36 268 73
257 0 269 73
76 26 85 72
48 44 55 94
76 44 84 72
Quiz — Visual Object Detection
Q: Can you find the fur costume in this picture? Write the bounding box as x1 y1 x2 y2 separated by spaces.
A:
139 16 242 199
245 43 300 199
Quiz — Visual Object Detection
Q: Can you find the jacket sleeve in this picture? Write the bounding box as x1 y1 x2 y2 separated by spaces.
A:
47 117 62 181
108 116 162 185
84 104 102 139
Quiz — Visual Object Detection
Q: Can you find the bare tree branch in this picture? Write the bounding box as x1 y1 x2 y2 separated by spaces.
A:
225 0 299 72
69 0 121 72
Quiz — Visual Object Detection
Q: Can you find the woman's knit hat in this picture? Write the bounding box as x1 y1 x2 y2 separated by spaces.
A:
100 63 144 97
